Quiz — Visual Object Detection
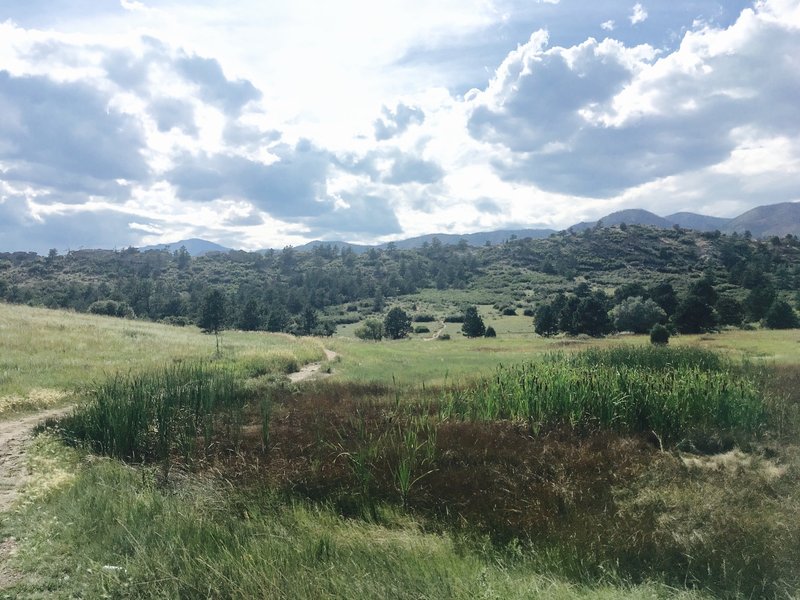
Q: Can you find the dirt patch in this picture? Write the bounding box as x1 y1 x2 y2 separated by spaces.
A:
0 407 73 513
287 349 338 384
0 537 22 590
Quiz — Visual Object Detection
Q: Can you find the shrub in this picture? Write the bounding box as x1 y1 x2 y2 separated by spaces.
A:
484 326 496 338
438 334 451 340
414 326 431 334
763 299 799 329
412 314 436 322
355 319 383 341
650 323 670 345
501 307 517 316
443 314 464 323
611 296 666 334
523 308 535 317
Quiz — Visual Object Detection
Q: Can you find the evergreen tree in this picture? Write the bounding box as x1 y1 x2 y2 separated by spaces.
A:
673 294 716 334
238 299 261 331
462 306 486 337
534 303 559 337
384 307 412 339
763 299 799 329
199 288 226 353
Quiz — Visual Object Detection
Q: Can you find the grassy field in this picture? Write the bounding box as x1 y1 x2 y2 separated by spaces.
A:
0 303 325 416
2 302 799 598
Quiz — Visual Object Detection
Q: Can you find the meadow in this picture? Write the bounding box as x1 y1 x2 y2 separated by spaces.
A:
1 302 799 599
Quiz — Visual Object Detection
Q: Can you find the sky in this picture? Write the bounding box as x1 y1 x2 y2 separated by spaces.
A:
1 0 799 253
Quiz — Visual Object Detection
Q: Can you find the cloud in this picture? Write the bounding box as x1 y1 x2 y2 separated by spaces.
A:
468 4 800 197
174 54 261 115
0 70 149 195
374 103 425 140
601 20 615 31
304 194 402 237
149 98 197 134
384 156 445 185
629 3 648 25
0 198 150 253
167 141 332 218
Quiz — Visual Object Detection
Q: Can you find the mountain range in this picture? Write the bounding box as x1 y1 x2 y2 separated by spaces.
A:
143 201 800 256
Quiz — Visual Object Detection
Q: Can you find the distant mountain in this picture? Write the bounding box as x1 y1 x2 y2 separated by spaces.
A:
723 202 800 237
289 229 556 254
567 203 799 236
666 212 732 232
569 209 674 232
140 238 232 256
386 229 555 250
136 202 799 258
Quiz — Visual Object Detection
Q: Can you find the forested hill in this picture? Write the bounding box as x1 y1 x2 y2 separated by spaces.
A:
1 226 798 335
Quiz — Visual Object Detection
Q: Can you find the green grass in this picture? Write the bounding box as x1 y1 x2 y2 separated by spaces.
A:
2 435 711 600
441 347 765 442
0 303 324 416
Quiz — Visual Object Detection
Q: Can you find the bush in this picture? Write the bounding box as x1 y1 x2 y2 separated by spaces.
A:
354 319 383 341
501 307 517 316
414 326 431 334
523 308 535 317
484 326 496 338
650 323 670 345
437 334 451 341
611 297 666 334
763 299 799 329
443 314 464 323
412 314 436 322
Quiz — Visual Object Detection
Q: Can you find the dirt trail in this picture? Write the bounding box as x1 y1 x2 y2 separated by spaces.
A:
0 406 72 514
287 348 338 384
423 321 447 341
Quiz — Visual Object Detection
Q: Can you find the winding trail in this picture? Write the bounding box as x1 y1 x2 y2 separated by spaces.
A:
0 406 73 514
423 321 447 341
288 348 338 384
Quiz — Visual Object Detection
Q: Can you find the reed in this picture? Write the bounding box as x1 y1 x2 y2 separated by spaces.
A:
441 347 765 442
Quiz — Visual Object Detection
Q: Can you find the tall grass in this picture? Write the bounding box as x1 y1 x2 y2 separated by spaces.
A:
441 347 766 442
58 363 247 471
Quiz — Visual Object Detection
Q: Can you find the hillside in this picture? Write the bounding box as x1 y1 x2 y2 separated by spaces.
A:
723 202 800 237
2 224 798 335
665 212 732 231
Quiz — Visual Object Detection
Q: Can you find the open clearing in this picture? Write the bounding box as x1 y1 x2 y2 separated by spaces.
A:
1 302 799 599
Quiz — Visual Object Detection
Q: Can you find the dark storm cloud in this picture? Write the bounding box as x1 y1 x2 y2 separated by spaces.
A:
0 70 148 195
374 103 425 140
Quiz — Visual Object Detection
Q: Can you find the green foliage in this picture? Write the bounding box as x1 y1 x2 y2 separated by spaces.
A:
88 299 135 318
534 303 559 337
199 288 226 334
57 363 247 470
441 347 764 442
355 319 384 341
384 307 412 340
673 294 716 333
610 296 666 333
461 306 486 337
763 299 799 329
649 323 670 345
715 296 744 326
484 326 497 338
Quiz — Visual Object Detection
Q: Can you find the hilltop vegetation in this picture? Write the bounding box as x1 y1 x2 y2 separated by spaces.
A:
1 226 799 338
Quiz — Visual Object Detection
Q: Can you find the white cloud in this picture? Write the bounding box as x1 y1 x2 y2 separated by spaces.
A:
630 3 648 25
601 20 616 31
